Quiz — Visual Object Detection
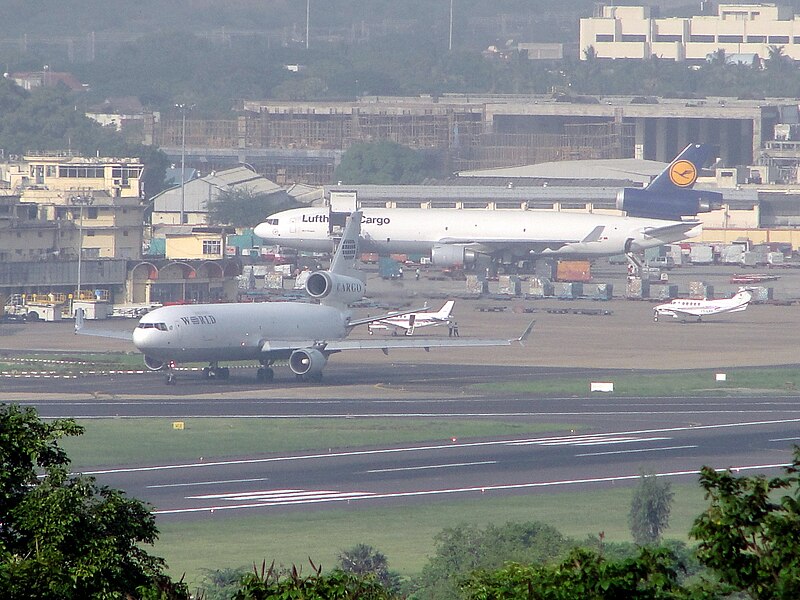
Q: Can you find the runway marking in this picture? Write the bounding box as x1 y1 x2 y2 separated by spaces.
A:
146 477 270 489
81 417 800 477
366 460 496 474
576 445 698 457
769 436 800 442
184 488 376 504
507 435 671 447
153 461 791 515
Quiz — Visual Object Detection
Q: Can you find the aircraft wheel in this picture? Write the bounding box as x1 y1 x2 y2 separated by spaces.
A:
263 367 274 382
165 373 176 385
202 367 211 379
220 367 230 380
391 331 398 337
653 316 658 322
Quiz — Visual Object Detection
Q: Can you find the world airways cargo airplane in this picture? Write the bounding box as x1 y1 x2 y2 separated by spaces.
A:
76 213 532 384
254 144 717 267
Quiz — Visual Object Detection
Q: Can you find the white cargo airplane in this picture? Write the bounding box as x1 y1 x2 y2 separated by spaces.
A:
254 145 715 268
653 289 753 323
77 213 531 384
367 300 455 336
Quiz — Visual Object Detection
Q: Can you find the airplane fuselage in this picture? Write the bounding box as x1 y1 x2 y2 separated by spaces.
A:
254 207 701 260
132 302 349 364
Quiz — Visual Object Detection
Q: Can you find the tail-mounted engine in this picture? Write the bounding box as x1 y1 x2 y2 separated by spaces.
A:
289 348 327 377
305 271 364 305
431 243 477 267
616 188 720 220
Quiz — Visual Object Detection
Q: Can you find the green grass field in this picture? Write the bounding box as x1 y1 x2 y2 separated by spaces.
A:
155 483 709 588
471 367 800 396
61 418 581 470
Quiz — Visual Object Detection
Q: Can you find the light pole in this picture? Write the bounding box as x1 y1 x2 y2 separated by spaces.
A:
70 193 93 304
449 0 453 51
175 103 190 224
306 0 310 49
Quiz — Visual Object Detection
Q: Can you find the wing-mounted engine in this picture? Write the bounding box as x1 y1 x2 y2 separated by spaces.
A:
431 243 477 267
143 355 165 371
616 188 720 220
305 271 364 305
289 348 327 377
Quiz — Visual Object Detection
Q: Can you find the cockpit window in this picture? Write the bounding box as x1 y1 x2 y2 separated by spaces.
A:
265 218 279 225
137 322 168 331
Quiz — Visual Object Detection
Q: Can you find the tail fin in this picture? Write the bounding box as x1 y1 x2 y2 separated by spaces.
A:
436 300 455 319
329 211 362 275
616 143 721 220
645 143 714 192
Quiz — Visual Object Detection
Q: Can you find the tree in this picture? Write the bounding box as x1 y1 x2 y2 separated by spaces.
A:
0 403 188 599
333 140 444 185
414 522 573 600
207 186 299 228
690 447 800 600
338 543 401 593
463 546 691 600
629 471 674 546
766 45 792 72
232 560 397 600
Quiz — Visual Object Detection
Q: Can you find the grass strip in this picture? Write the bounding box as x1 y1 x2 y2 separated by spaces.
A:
472 367 800 396
155 483 708 588
61 418 579 469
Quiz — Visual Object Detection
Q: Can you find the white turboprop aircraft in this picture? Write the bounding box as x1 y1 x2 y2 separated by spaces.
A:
367 300 455 336
653 289 753 323
77 213 531 384
254 145 717 268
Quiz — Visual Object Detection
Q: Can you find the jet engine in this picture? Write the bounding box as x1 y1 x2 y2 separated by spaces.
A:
289 348 327 377
616 188 720 220
305 271 364 305
431 243 477 267
143 355 165 371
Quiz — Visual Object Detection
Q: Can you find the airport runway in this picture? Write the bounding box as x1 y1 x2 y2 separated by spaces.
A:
6 365 800 520
3 265 800 520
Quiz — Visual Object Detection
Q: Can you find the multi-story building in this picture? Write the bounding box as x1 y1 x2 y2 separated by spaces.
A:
580 3 800 61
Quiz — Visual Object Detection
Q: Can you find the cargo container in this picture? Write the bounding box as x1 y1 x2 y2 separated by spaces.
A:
497 275 521 296
527 277 553 298
554 281 583 299
688 281 714 299
650 283 679 300
689 244 714 264
556 260 591 282
625 278 650 299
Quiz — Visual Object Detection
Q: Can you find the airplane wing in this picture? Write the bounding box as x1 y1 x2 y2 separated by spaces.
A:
436 238 580 254
642 220 701 240
261 321 535 355
74 309 135 340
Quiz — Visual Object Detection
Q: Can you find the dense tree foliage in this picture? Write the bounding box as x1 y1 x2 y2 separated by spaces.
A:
207 186 299 228
334 140 444 184
690 448 800 600
629 472 675 547
413 521 573 600
0 403 188 599
338 544 401 594
232 560 398 600
0 78 169 199
463 546 692 600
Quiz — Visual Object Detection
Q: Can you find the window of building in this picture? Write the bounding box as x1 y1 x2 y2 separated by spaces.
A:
595 34 614 42
123 230 129 236
202 239 222 255
46 165 56 177
58 166 105 178
621 34 646 42
689 34 715 43
655 34 682 43
769 36 790 44
718 35 744 43
746 36 766 43
86 230 95 236
87 207 98 219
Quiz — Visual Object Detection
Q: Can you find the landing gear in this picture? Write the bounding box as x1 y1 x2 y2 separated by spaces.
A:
202 364 230 380
165 372 176 385
256 367 274 382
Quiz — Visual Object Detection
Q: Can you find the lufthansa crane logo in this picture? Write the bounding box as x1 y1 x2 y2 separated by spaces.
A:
669 159 697 188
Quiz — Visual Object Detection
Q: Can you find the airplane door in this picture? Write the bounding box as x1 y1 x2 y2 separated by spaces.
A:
290 217 297 234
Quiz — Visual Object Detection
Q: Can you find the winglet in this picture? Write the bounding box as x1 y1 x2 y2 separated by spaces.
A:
74 307 85 334
514 320 535 346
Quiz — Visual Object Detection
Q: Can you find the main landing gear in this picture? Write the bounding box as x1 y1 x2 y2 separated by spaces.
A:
256 366 274 382
202 363 230 380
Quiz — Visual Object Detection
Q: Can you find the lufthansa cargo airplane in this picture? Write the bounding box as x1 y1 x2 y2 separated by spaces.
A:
76 213 531 384
254 144 719 268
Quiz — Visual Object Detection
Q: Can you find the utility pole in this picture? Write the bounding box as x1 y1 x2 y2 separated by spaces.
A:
306 0 310 49
176 104 189 224
449 0 453 51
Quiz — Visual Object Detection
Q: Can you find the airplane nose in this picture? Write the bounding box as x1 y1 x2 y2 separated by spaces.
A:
132 327 155 351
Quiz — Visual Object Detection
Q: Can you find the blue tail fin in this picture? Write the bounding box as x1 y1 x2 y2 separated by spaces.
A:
645 143 714 192
617 144 721 220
